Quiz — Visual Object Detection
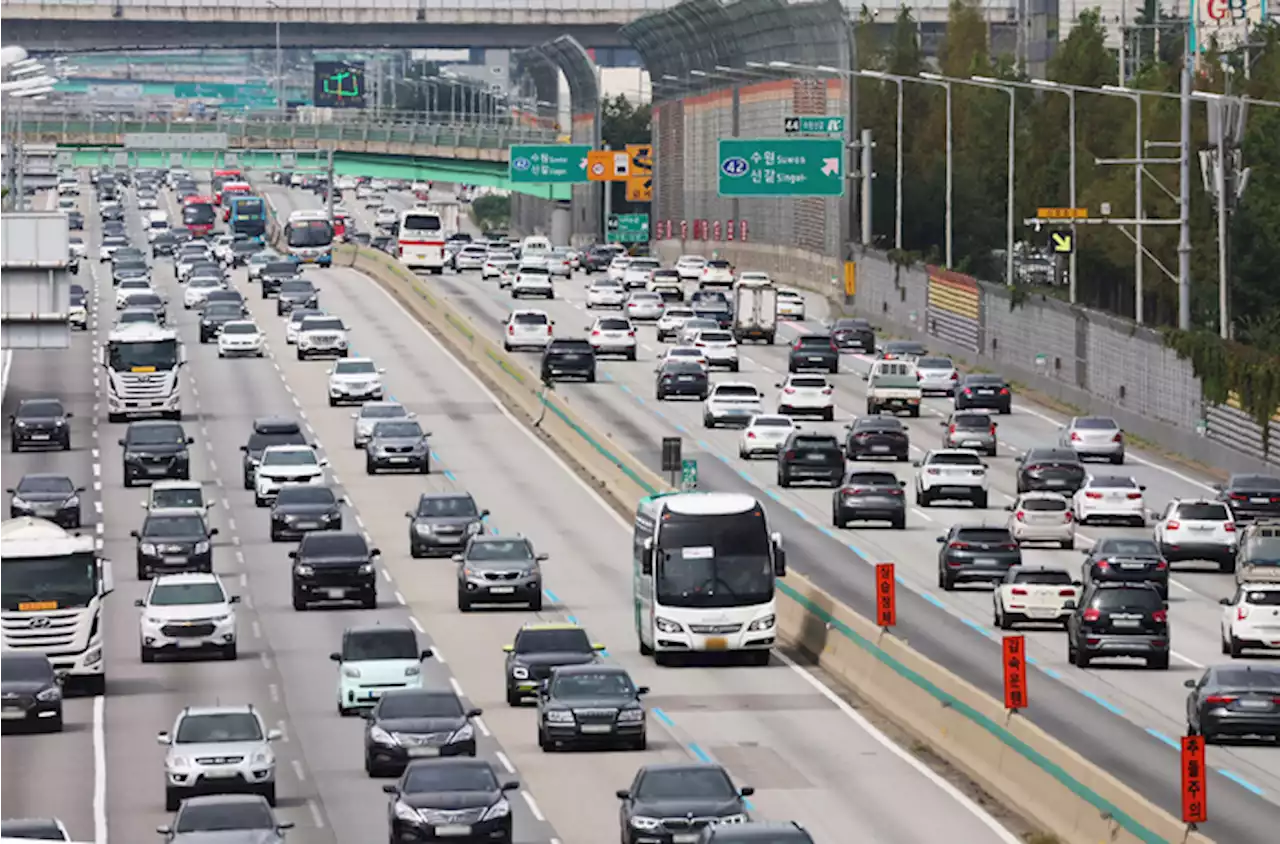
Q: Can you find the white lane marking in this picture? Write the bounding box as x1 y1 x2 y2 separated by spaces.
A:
409 616 425 634
910 508 933 521
91 447 100 459
380 567 392 582
449 676 465 698
227 517 237 532
269 683 280 703
94 501 104 515
234 550 245 565
521 791 546 822
775 651 1022 844
307 799 325 828
474 716 492 738
394 590 406 605
291 759 307 782
92 463 101 478
0 349 13 402
251 621 261 639
494 750 516 774
260 652 273 669
276 720 290 742
239 572 248 588
1173 651 1204 668
93 694 107 844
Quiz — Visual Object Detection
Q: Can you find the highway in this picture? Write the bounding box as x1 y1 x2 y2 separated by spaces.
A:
1 178 1026 843
269 183 1280 839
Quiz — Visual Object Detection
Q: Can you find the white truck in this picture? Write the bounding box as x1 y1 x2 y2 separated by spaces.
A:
863 359 923 417
428 201 460 238
103 322 184 423
732 283 778 344
1 517 114 695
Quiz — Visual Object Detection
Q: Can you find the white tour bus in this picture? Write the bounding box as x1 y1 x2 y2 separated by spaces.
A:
283 210 334 266
633 492 785 665
398 208 446 273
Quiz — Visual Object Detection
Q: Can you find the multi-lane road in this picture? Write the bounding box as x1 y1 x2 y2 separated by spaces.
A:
269 184 1280 839
2 178 1031 843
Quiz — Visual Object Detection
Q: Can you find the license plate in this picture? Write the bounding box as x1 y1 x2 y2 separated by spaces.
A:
973 558 998 565
872 445 891 453
326 588 346 599
435 825 472 837
297 522 320 530
705 637 727 650
1250 497 1270 504
806 454 825 461
679 376 693 381
978 389 994 395
203 768 238 778
580 724 613 734
674 835 700 844
1046 479 1065 486
808 357 823 362
1238 699 1272 710
962 441 982 447
163 556 186 564
488 586 515 594
1119 563 1147 570
388 457 410 463
30 434 50 441
0 710 26 720
407 746 440 757
1112 619 1140 628
177 640 204 649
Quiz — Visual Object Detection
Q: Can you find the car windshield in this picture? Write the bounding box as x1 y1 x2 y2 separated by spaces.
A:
276 487 336 506
700 332 732 343
1012 569 1073 585
17 400 65 419
143 515 204 537
1210 668 1280 688
150 581 225 606
514 313 549 325
222 323 257 335
751 417 793 428
953 415 992 429
930 452 981 465
280 281 315 294
361 405 409 420
176 800 274 832
856 418 904 431
152 487 202 509
1075 417 1119 429
128 425 185 446
302 318 344 332
790 376 827 388
289 310 322 325
918 357 953 368
0 820 64 840
1243 536 1280 560
246 431 305 452
965 374 1005 385
118 310 157 325
551 341 593 353
1233 475 1280 490
552 671 634 698
1021 497 1067 511
127 294 162 307
468 540 534 562
176 712 263 743
599 319 630 330
417 496 479 518
636 768 736 800
379 692 463 719
1088 476 1138 489
664 362 705 375
1093 588 1161 610
713 386 761 399
405 763 497 793
1096 538 1161 556
520 266 550 275
343 629 418 661
266 263 298 276
335 360 376 374
190 277 220 288
261 449 317 467
1174 503 1230 520
515 628 592 654
797 336 831 347
845 472 899 486
0 657 53 683
954 529 1014 543
374 421 423 439
17 476 74 495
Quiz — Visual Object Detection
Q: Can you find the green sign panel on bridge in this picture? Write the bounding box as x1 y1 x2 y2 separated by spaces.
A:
783 115 845 135
607 212 649 244
717 138 846 198
508 144 592 184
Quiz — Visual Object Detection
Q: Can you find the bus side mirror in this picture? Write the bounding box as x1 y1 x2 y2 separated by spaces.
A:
771 532 787 576
641 537 654 575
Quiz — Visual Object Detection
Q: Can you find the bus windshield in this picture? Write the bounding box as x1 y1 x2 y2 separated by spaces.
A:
655 507 774 608
1 552 99 611
108 338 179 371
288 220 333 248
402 214 441 233
233 199 264 218
182 204 215 226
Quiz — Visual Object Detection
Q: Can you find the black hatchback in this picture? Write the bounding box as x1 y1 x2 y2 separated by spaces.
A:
120 420 193 487
787 334 839 374
955 374 1012 413
830 318 875 353
1185 665 1280 743
1217 474 1280 523
1017 448 1086 494
844 415 910 461
936 525 1022 590
1082 537 1169 597
541 339 597 383
777 433 844 488
1066 582 1169 669
655 360 710 400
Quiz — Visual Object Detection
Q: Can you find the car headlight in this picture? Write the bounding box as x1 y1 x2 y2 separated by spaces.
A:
15 421 26 428
716 814 749 825
369 725 398 745
511 666 529 680
211 614 231 623
194 541 210 554
342 666 361 678
36 686 62 702
404 665 420 677
10 496 29 508
295 564 314 576
748 614 775 632
630 816 661 831
468 521 483 534
392 800 421 823
618 707 645 722
481 799 511 822
168 756 190 770
54 419 65 427
146 615 165 626
655 617 684 634
252 752 271 765
415 523 434 535
140 542 157 555
449 724 474 743
85 647 102 666
358 563 374 575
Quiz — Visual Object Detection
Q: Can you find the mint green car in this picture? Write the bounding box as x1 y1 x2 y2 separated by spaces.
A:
331 625 433 716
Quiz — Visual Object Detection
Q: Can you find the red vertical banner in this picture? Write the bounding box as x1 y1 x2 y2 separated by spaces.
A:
712 220 722 241
874 563 896 627
1002 635 1027 711
680 220 689 241
726 219 736 241
739 219 749 242
1181 736 1208 825
699 219 709 241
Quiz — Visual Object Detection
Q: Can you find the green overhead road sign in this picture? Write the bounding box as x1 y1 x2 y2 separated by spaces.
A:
718 138 845 197
508 144 592 183
783 115 845 135
607 212 649 244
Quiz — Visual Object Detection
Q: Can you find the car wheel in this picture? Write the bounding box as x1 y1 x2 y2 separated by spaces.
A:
221 642 237 661
165 788 182 812
972 492 988 509
261 783 277 807
292 591 307 611
1074 647 1091 668
506 688 522 706
140 646 156 664
1147 655 1169 670
365 457 376 475
1229 634 1244 658
458 595 472 613
362 590 377 610
892 516 906 530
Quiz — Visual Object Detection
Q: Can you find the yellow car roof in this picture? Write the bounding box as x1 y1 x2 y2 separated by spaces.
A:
519 622 583 632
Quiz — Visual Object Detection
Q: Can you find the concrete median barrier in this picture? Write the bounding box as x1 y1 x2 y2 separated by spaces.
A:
323 242 1214 844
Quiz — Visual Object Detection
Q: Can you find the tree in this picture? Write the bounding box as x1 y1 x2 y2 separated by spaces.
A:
601 94 651 148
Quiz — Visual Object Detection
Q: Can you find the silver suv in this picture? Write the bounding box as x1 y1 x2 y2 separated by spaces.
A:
159 705 281 810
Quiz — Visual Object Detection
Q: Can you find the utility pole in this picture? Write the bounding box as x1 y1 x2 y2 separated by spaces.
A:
1201 94 1250 339
859 129 873 246
1177 32 1193 331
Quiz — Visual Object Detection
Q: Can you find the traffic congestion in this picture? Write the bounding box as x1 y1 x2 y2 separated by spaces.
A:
0 166 1029 844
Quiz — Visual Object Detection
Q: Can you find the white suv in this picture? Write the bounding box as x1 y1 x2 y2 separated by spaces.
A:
914 449 989 508
703 382 765 428
327 357 386 406
675 255 706 281
159 704 280 810
1221 582 1280 657
1154 498 1238 571
691 329 739 371
588 316 637 360
586 279 627 309
1006 492 1076 549
296 315 349 360
254 445 328 507
656 307 695 342
776 374 833 419
504 310 554 351
217 321 265 358
137 572 239 662
511 264 554 299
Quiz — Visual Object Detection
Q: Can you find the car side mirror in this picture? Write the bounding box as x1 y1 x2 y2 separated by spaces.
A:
118 438 126 446
1140 486 1147 491
209 528 219 537
503 644 514 653
379 368 387 373
935 536 945 543
1163 601 1170 611
1003 505 1013 511
1219 598 1231 605
536 553 549 562
156 825 172 835
739 786 756 797
133 598 145 607
370 548 381 557
636 686 650 696
466 708 483 718
405 511 414 519
329 652 342 662
267 728 282 741
186 437 195 444
911 460 920 467
502 780 520 792
360 709 375 720
1184 679 1197 688
130 530 140 538
277 822 295 831
382 784 399 795
156 732 172 745
350 412 359 418
288 551 298 559
451 553 464 562
1062 600 1077 610
1212 483 1223 491
898 480 907 487
239 445 248 452
420 648 434 660
859 373 868 380
616 789 631 800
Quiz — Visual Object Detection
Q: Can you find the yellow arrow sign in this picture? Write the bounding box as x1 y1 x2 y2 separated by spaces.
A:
1051 232 1074 254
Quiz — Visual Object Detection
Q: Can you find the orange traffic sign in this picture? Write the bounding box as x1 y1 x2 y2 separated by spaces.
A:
874 563 895 627
626 144 653 176
1002 634 1028 711
587 150 630 182
626 177 652 202
1181 736 1208 824
1036 207 1088 220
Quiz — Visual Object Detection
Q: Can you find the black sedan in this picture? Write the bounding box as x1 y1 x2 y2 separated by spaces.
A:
1081 537 1169 597
936 525 1022 590
363 689 482 776
270 484 343 541
131 513 218 580
844 415 910 461
1016 448 1086 495
8 398 72 452
832 470 906 529
954 374 1013 413
151 230 186 257
383 759 517 844
67 210 84 230
199 302 245 343
407 492 489 558
0 653 64 733
1186 665 1280 743
617 764 754 844
655 360 710 400
7 473 84 527
830 318 875 352
537 664 648 751
1217 474 1280 523
260 262 301 297
276 279 320 315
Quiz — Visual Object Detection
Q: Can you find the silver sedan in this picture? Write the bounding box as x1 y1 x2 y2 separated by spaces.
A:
1060 416 1125 464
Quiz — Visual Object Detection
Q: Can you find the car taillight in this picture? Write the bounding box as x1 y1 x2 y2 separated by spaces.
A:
951 371 959 380
695 341 705 347
1070 432 1081 441
591 330 601 337
1010 588 1028 596
547 325 553 335
1238 606 1250 620
507 325 515 334
948 541 970 550
963 387 973 395
1113 432 1124 442
1000 387 1010 395
783 387 795 394
1230 492 1249 500
628 330 636 337
1001 543 1018 550
1085 491 1103 499
1082 608 1101 622
783 451 796 460
1155 560 1168 570
916 372 923 380
1152 609 1168 624
989 425 996 435
1064 511 1073 522
844 487 864 495
822 387 833 395
1224 522 1236 532
1166 520 1180 530
1059 588 1076 596
1096 559 1111 570
948 424 956 434
747 431 756 439
1120 492 1142 500
1015 511 1025 522
1204 694 1237 704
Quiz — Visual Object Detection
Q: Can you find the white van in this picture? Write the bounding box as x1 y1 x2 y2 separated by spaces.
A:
146 210 171 242
520 236 552 261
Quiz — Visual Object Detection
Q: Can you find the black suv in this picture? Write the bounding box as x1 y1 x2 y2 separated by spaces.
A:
582 244 624 273
830 318 875 352
1066 582 1169 669
655 359 710 400
260 261 301 297
270 484 343 541
1081 537 1169 597
537 664 648 751
1216 474 1280 523
832 470 906 529
776 432 843 488
954 374 1013 413
120 421 193 487
844 415 909 461
504 625 603 706
541 339 597 383
362 689 482 775
241 417 308 489
132 512 218 579
407 492 489 558
1016 448 1086 494
291 531 379 610
199 302 244 343
8 398 72 452
936 525 1022 590
787 334 839 374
